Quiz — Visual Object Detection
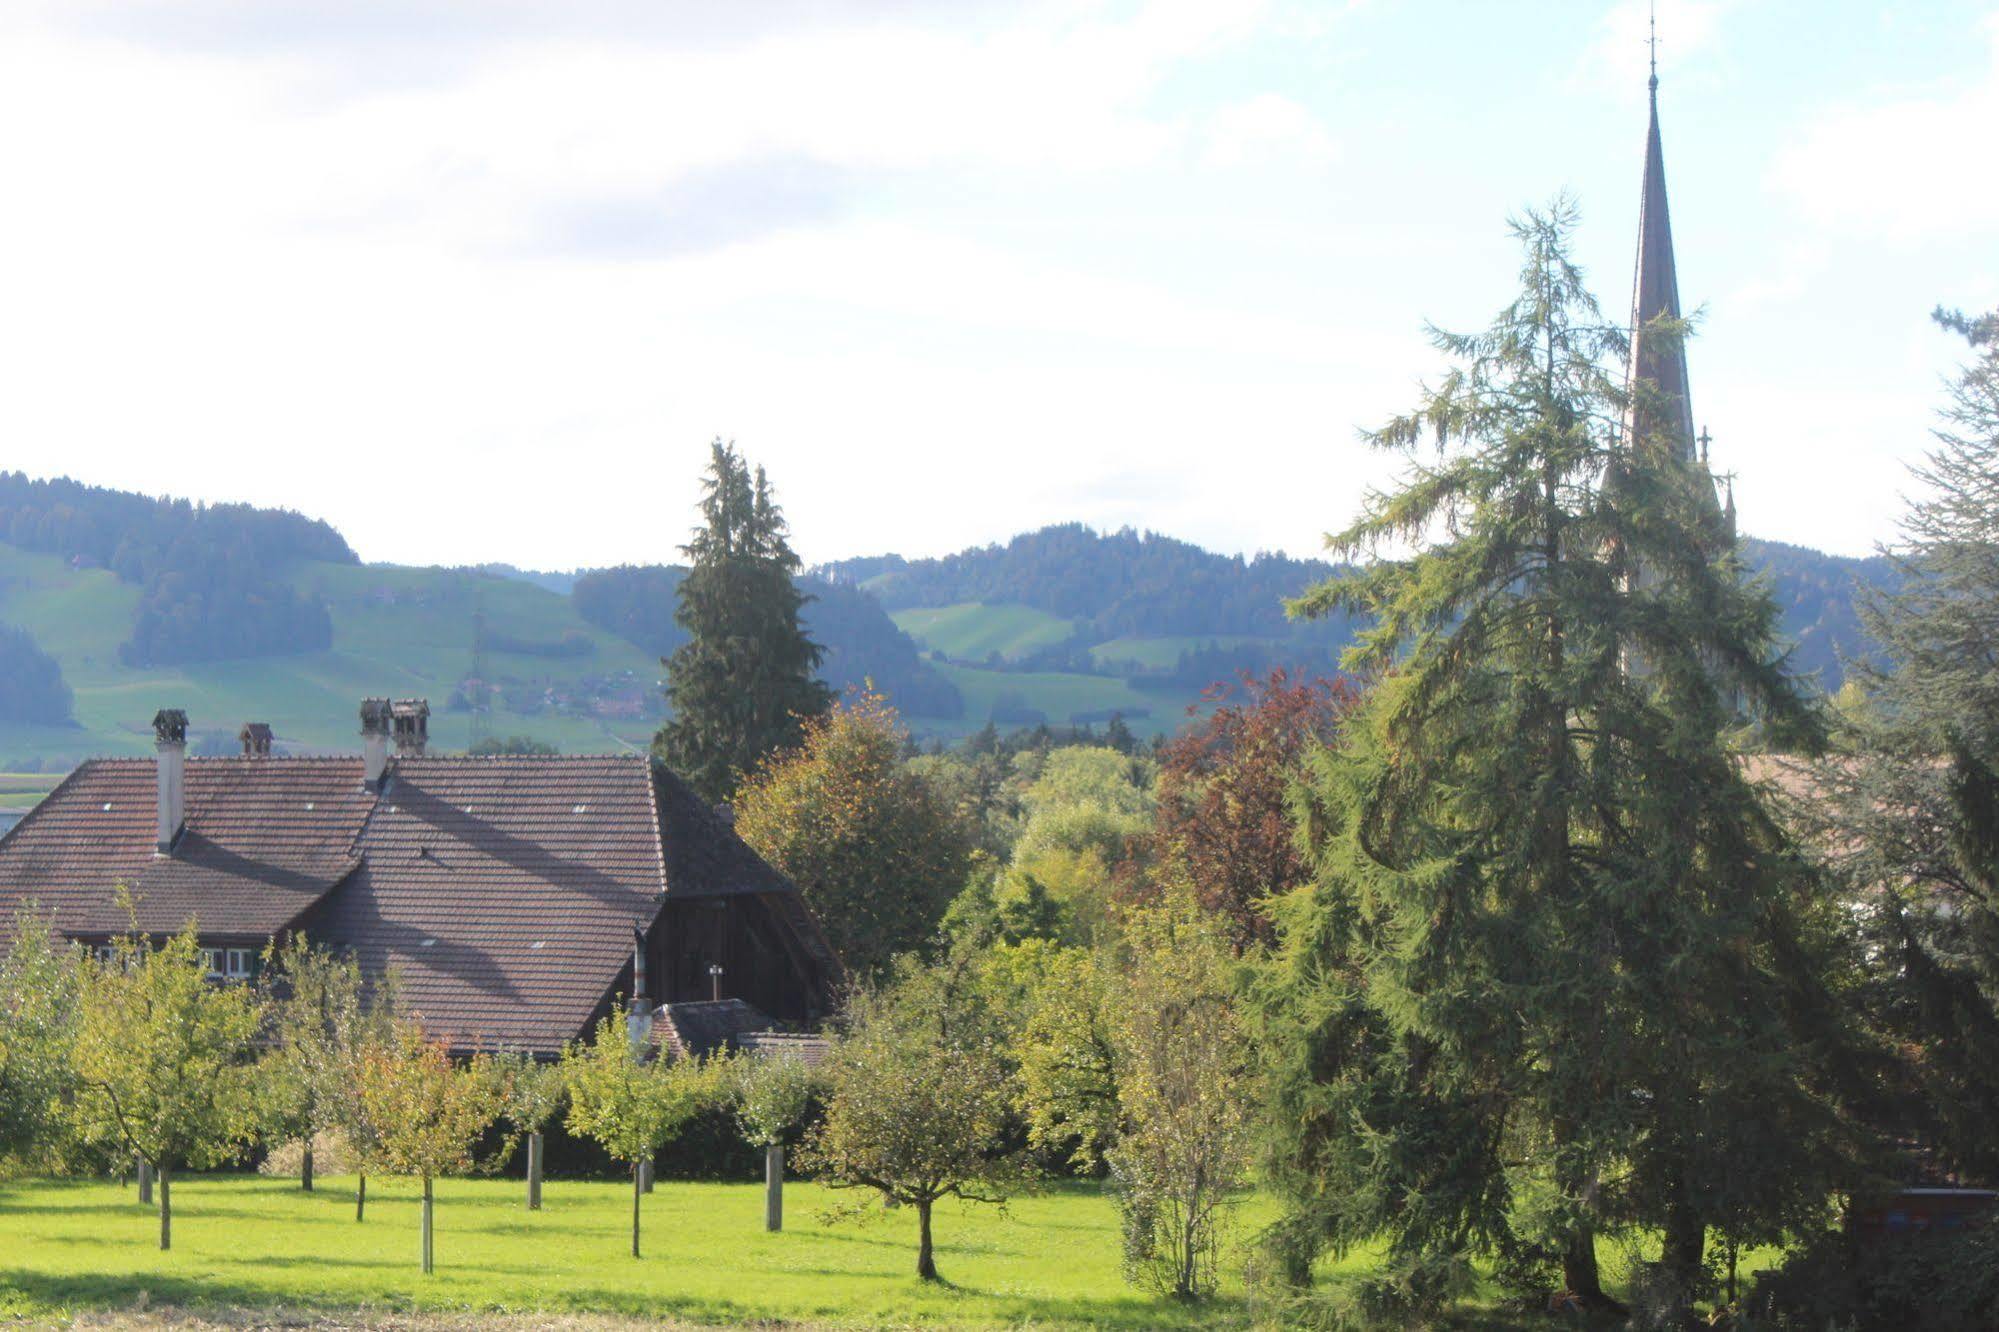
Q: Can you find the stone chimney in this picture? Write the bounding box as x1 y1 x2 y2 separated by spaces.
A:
152 709 188 854
391 699 429 757
238 722 273 757
360 698 392 790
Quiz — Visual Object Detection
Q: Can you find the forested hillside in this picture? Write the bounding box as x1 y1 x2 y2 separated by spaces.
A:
0 472 352 667
824 524 1890 695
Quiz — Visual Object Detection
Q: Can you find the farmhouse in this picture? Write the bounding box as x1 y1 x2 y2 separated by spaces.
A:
0 700 842 1055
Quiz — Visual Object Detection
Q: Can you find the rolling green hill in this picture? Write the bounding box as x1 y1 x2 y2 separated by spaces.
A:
891 603 1075 662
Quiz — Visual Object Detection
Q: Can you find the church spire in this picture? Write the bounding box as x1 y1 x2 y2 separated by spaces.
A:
1624 29 1698 464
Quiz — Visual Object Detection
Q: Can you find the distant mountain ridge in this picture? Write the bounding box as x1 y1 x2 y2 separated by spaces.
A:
821 522 1891 693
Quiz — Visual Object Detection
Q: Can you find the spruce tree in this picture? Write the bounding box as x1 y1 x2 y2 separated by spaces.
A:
1258 203 1842 1313
655 441 830 801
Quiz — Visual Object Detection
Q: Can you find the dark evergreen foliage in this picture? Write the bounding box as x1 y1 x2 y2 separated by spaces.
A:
573 564 961 719
0 623 73 725
1258 205 1852 1313
0 472 350 666
653 443 832 801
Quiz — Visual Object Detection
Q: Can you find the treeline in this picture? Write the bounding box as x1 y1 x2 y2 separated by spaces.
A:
571 564 962 719
0 473 352 666
0 623 73 725
828 523 1889 692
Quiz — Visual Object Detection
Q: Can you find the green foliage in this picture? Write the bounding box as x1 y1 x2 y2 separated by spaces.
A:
0 911 79 1166
729 1049 821 1150
1103 896 1255 1300
801 959 1022 1280
70 924 262 1248
562 1013 717 1171
1752 1224 1999 1331
353 1022 498 1185
654 441 831 800
256 938 371 1186
734 691 974 975
1261 202 1843 1311
467 735 559 755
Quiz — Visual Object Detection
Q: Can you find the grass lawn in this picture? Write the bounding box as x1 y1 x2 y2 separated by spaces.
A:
0 1174 1269 1329
890 604 1075 663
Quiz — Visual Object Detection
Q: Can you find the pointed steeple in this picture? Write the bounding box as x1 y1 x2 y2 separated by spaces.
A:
1624 45 1698 464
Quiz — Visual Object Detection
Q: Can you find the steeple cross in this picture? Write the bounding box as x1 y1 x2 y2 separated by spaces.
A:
1647 2 1660 92
1698 426 1712 466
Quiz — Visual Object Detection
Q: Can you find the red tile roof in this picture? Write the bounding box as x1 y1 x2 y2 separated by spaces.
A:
0 752 832 1055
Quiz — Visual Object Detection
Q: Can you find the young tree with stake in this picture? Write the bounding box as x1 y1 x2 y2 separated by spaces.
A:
257 937 368 1192
70 924 261 1250
352 1020 498 1273
730 1048 820 1232
0 912 80 1170
489 1048 565 1210
562 1009 719 1258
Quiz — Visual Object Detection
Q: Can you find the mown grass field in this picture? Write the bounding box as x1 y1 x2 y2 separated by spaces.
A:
0 1174 1272 1329
0 1173 1784 1329
890 603 1075 663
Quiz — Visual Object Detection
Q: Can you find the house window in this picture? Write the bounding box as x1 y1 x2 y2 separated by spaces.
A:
202 948 259 982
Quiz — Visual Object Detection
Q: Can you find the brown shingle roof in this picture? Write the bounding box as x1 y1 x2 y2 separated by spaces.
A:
0 751 830 1056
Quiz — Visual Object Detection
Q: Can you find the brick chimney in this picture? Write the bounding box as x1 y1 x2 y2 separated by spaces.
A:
391 699 429 757
360 698 392 790
238 722 273 757
152 708 188 854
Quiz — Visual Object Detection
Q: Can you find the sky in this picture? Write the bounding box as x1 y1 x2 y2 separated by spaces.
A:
0 0 1992 571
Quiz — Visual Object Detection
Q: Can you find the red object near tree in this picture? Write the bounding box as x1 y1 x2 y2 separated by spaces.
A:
1145 669 1354 949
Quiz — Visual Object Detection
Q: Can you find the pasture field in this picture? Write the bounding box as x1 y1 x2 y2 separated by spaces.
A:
890 604 1074 663
0 1173 1648 1330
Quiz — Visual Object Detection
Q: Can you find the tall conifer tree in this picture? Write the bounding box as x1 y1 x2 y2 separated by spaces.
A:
1258 204 1845 1313
656 441 830 801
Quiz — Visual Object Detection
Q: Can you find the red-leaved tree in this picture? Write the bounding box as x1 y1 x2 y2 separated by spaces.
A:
1145 670 1354 949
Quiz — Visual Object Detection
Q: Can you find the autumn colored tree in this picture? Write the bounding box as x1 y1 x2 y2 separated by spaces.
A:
735 690 973 975
353 1021 498 1273
1147 670 1352 948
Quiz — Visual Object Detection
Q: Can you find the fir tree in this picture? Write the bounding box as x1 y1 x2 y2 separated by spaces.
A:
1258 203 1842 1314
655 441 830 801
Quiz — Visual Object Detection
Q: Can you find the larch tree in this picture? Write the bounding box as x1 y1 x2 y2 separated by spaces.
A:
353 1020 498 1273
1800 306 1999 1179
1259 203 1846 1314
655 440 830 802
70 924 262 1251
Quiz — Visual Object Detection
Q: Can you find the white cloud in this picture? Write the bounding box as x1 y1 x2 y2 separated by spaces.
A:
1769 13 1999 245
1201 93 1340 170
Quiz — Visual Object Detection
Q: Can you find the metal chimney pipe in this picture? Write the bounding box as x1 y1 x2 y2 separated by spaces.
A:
152 709 188 854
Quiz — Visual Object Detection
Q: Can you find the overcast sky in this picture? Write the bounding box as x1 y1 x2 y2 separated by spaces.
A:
0 0 1992 570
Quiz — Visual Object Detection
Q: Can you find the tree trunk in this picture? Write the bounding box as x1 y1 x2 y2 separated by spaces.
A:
527 1131 543 1210
631 1163 643 1259
1661 1201 1706 1314
355 1171 366 1222
158 1164 171 1251
420 1176 434 1273
1562 1228 1611 1309
302 1141 315 1192
137 1157 153 1206
916 1198 937 1281
764 1142 783 1232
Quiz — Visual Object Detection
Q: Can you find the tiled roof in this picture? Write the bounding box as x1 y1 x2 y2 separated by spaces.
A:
737 1030 833 1067
0 751 827 1056
653 998 776 1059
0 758 371 940
300 755 670 1054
